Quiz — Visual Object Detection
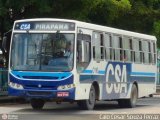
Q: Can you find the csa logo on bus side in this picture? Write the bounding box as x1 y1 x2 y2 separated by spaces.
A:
105 62 129 94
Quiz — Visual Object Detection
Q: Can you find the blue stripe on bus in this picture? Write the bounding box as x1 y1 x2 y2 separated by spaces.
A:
83 70 105 74
130 72 155 76
98 71 105 74
82 70 92 73
82 70 155 77
80 74 155 83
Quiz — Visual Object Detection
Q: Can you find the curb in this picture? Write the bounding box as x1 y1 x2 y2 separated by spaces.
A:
0 96 26 104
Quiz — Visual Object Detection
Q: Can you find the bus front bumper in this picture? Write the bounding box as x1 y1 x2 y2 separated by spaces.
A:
8 86 75 100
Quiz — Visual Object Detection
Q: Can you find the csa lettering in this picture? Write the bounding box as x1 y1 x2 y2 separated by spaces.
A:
106 64 127 94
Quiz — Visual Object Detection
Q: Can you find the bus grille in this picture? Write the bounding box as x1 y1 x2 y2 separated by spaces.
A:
24 85 55 90
22 76 59 79
27 91 52 96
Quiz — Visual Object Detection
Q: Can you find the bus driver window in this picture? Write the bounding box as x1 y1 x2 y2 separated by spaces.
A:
77 39 91 73
77 40 84 72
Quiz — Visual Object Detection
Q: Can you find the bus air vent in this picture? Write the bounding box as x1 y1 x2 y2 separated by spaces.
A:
22 76 59 79
27 91 52 96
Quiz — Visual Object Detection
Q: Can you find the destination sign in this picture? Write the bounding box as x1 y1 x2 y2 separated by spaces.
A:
14 21 75 31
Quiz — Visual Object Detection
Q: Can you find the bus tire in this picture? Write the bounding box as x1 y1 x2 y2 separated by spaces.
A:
77 85 96 110
31 99 45 110
149 94 153 97
118 84 138 108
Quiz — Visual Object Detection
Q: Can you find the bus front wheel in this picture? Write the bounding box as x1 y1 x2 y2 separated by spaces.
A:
77 85 96 110
118 84 138 108
31 99 45 110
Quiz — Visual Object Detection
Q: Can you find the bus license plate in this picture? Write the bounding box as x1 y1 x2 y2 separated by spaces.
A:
57 92 69 97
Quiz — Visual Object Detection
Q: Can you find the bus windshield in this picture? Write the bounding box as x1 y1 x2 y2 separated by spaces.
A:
10 33 74 72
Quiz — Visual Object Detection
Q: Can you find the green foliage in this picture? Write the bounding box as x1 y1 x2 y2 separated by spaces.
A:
0 0 160 47
86 0 131 25
153 21 160 48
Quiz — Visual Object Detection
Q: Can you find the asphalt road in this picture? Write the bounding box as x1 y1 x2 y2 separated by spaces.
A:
0 95 160 120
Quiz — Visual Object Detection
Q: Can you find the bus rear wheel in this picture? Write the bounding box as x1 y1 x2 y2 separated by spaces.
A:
118 84 138 108
31 99 45 110
77 85 96 110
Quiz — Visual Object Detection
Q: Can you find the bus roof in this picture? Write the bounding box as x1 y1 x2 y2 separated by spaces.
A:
14 18 157 41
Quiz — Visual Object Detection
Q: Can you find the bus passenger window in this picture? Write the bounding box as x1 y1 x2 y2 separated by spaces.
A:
104 33 112 60
113 36 121 61
139 40 143 63
129 39 133 62
148 41 152 64
109 36 112 60
100 34 105 59
93 46 95 59
133 39 140 63
142 41 149 64
151 42 156 64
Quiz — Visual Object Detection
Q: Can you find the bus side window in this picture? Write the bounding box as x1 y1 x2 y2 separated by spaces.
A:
151 42 156 64
92 32 101 61
119 37 124 61
93 46 95 59
153 42 156 64
100 34 105 59
142 40 149 64
130 39 134 62
113 35 121 61
139 40 143 63
104 33 112 60
148 41 152 64
77 34 91 72
133 38 140 63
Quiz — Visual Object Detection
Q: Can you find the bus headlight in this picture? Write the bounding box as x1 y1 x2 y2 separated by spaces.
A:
57 84 75 90
9 82 24 90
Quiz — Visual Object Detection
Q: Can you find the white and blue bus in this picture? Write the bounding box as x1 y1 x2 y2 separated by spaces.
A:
8 18 157 110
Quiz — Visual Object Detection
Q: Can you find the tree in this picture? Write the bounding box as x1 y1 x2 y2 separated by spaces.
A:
86 0 131 25
153 21 160 47
0 0 160 47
